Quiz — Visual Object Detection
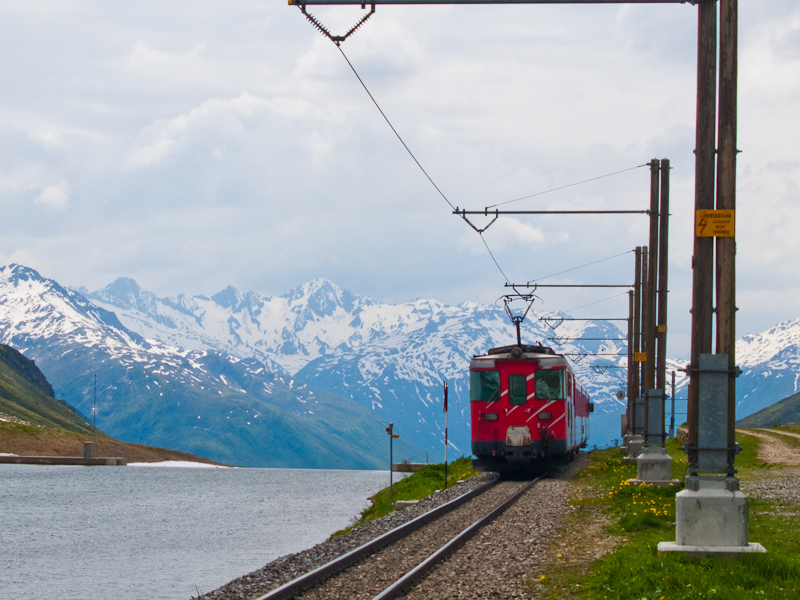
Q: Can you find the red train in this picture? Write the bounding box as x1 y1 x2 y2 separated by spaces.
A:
470 343 592 473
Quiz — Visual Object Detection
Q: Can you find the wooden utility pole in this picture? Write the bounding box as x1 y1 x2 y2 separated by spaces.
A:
687 0 718 474
632 246 642 432
627 289 634 436
657 159 670 394
639 247 649 401
642 161 659 442
717 0 738 475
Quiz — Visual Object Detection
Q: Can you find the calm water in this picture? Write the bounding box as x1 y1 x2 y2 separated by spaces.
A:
0 464 391 600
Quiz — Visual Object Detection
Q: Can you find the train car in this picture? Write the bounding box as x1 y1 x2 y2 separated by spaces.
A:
470 343 592 473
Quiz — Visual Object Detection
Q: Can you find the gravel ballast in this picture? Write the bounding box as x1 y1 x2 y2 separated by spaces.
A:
199 458 588 600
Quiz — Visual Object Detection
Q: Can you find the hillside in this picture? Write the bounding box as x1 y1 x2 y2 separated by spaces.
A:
0 343 92 434
0 343 221 464
736 391 800 428
0 264 423 468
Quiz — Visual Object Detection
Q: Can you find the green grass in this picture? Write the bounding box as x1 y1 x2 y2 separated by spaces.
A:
539 435 800 600
333 457 478 536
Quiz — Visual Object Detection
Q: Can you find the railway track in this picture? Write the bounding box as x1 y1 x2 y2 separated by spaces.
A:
254 475 546 600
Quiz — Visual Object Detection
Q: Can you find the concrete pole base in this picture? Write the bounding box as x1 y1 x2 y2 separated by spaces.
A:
621 432 635 453
623 436 645 463
658 541 767 559
658 476 766 557
628 447 680 487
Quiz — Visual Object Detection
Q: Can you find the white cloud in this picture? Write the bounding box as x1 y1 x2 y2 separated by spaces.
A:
0 1 798 358
126 40 207 81
307 131 333 166
35 181 71 211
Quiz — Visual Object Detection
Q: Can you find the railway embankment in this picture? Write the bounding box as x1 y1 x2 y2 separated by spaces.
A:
199 430 800 600
539 430 800 600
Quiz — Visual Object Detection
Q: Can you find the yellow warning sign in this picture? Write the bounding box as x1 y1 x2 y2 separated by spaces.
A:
696 210 735 237
634 352 647 362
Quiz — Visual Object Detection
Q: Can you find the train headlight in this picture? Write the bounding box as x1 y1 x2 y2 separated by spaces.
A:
483 412 498 421
539 412 553 421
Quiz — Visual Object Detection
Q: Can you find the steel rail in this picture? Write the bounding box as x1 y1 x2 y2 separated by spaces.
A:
254 476 499 600
372 474 545 600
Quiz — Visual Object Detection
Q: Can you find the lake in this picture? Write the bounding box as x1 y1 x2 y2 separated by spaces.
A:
0 463 392 600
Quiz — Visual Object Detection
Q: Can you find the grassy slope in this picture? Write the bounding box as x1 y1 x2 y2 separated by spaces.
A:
737 392 800 428
0 344 221 464
333 457 478 535
536 434 800 600
0 344 93 434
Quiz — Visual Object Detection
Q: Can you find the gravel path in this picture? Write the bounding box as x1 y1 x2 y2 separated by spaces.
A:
740 467 800 506
198 457 589 600
737 428 800 466
755 427 800 441
736 428 800 506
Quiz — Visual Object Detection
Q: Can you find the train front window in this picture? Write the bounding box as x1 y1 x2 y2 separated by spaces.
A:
535 369 565 400
470 370 500 401
509 374 527 405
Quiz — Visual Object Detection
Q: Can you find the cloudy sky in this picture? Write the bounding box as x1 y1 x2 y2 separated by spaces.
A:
0 0 797 357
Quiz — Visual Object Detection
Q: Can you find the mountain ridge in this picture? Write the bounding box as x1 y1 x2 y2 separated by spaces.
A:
0 264 423 467
3 262 797 466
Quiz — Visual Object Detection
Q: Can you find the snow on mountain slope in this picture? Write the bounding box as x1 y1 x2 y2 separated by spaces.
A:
16 261 800 458
83 274 631 451
0 264 422 467
736 319 800 417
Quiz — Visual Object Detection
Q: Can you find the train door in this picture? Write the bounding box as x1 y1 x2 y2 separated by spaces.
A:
505 368 532 450
567 372 574 450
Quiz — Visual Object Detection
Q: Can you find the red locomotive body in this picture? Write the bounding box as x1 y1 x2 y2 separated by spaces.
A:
470 344 592 473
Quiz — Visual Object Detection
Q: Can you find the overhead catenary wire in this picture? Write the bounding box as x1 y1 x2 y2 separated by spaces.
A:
333 43 513 283
307 20 640 303
486 163 649 209
526 249 634 285
563 291 631 315
336 45 456 212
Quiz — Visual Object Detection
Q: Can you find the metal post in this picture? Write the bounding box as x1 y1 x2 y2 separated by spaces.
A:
670 370 676 438
716 0 738 477
443 381 449 490
93 374 97 451
687 0 718 475
386 423 394 509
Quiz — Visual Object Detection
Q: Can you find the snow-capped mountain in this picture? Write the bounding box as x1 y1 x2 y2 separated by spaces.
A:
9 261 794 466
0 264 422 468
80 274 632 452
735 319 800 417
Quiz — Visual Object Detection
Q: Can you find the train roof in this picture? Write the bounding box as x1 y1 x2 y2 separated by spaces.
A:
486 344 555 356
471 344 569 368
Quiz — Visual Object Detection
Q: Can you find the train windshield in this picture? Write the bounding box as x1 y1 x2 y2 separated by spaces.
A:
509 374 527 405
470 370 500 401
535 369 566 400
